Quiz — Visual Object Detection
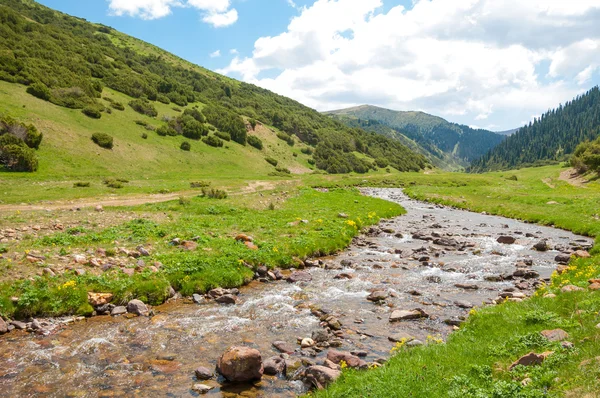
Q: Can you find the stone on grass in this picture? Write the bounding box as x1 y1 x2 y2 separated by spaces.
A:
326 350 367 369
561 285 584 293
540 329 569 342
111 306 127 316
509 351 553 370
304 365 341 389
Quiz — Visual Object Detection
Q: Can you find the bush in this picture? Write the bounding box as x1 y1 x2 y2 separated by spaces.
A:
506 175 518 181
82 106 102 119
141 133 148 139
180 141 191 151
156 125 177 137
249 119 257 130
247 135 263 150
301 147 313 155
135 120 148 126
202 135 224 148
156 94 170 104
172 107 182 112
110 102 125 111
571 137 600 173
0 117 43 149
190 181 210 188
0 144 38 171
91 133 113 149
73 182 90 188
200 188 228 199
103 178 126 189
184 108 206 123
129 99 158 117
214 131 231 141
265 157 278 167
275 167 291 174
26 82 51 101
277 132 294 146
180 115 208 140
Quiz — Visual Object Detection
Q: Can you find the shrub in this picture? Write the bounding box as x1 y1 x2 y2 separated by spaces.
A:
375 158 388 168
180 116 207 140
249 119 257 130
26 82 51 101
129 99 158 117
571 137 600 173
506 175 518 181
103 178 125 189
156 94 170 104
200 188 228 199
214 131 231 141
277 132 294 146
202 135 224 148
247 135 263 150
180 141 191 151
172 107 182 112
265 157 278 167
190 181 210 188
73 182 90 188
91 133 113 149
135 120 148 126
0 117 43 149
184 108 206 123
301 147 313 155
82 106 102 119
156 125 177 137
110 102 125 111
275 167 291 174
0 144 38 171
141 133 148 139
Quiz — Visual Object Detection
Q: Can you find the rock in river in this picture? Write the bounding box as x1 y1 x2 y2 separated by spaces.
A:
217 346 263 382
497 236 516 244
126 299 149 316
304 365 341 389
194 366 213 380
287 271 312 283
263 356 286 375
326 350 367 369
389 309 429 322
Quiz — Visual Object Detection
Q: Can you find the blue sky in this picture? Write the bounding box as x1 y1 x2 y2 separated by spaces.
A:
36 0 600 131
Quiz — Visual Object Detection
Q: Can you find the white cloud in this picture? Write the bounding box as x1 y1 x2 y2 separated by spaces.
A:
230 48 239 55
210 50 221 58
107 0 238 26
218 0 600 129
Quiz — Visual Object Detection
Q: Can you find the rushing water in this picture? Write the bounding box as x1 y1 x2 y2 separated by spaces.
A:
0 189 594 397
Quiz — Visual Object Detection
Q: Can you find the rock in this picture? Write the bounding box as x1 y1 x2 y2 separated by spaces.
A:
497 236 516 244
192 294 203 304
304 365 341 389
30 319 42 330
561 285 584 293
327 317 342 330
304 259 320 268
286 271 312 283
88 292 113 307
589 283 600 291
215 294 237 305
191 384 213 394
312 330 329 343
0 318 7 334
337 213 348 219
351 350 368 357
326 350 367 369
217 346 263 382
388 331 415 343
573 250 590 258
433 237 459 247
95 205 104 212
366 290 388 302
334 273 353 280
235 234 253 243
454 283 479 290
42 268 55 277
11 320 27 330
111 306 127 316
541 329 569 342
301 338 315 348
555 253 571 264
533 240 549 251
272 341 295 354
137 246 150 257
244 241 259 250
285 357 303 377
389 309 428 322
322 358 341 370
263 356 286 375
454 300 473 309
194 366 214 380
509 352 552 370
126 299 149 316
181 241 198 251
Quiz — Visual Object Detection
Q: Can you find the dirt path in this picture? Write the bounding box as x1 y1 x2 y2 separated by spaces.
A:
0 181 281 213
542 178 556 188
558 168 588 187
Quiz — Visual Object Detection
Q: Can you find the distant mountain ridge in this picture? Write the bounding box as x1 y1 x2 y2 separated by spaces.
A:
325 105 505 171
470 86 600 172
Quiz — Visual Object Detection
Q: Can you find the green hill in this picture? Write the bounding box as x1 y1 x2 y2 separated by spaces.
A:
470 86 600 172
326 105 505 171
0 0 428 197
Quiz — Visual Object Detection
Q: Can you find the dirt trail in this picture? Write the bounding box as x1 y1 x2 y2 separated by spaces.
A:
558 168 588 187
0 181 280 213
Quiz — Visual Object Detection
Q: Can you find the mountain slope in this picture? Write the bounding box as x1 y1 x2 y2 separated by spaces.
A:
0 0 428 179
470 86 600 172
326 105 505 170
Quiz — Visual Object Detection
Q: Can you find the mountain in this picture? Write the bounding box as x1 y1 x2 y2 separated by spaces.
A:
326 105 505 171
496 128 519 136
0 0 428 179
470 86 600 172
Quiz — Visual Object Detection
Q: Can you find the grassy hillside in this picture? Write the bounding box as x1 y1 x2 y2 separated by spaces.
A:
471 86 600 172
0 0 428 182
326 105 505 170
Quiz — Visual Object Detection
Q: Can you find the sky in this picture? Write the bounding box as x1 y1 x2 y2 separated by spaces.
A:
36 0 600 131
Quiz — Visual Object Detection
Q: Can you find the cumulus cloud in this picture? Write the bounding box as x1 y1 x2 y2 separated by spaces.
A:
218 0 600 129
107 0 238 27
210 50 221 58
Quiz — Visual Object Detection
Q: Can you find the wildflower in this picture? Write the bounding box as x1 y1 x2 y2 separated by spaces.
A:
340 360 348 369
346 220 357 227
273 247 279 253
58 280 76 290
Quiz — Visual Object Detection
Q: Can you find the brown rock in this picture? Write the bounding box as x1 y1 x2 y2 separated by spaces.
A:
497 236 516 244
235 234 253 242
286 271 312 283
181 241 198 251
215 294 237 305
217 346 263 382
326 350 367 369
194 366 214 380
540 329 569 342
389 309 428 322
561 285 584 293
573 250 590 258
244 241 258 250
88 292 113 307
589 283 600 291
272 341 295 354
126 299 149 316
0 318 7 334
263 356 286 375
304 365 341 389
509 352 547 370
366 290 388 302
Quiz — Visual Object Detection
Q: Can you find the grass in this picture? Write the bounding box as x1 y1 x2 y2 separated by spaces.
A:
0 188 404 318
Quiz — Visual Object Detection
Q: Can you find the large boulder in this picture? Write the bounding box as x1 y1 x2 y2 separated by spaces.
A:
126 299 149 316
272 341 295 354
0 317 7 334
304 365 341 389
88 292 113 307
497 236 516 244
217 346 263 382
